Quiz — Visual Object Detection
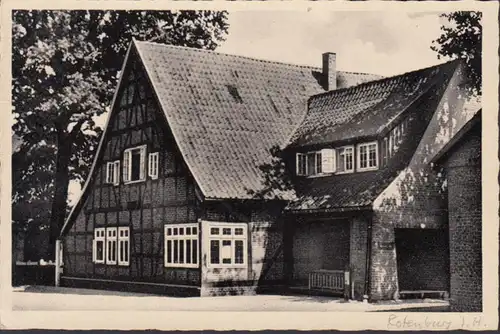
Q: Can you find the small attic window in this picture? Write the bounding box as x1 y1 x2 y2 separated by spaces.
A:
226 85 243 103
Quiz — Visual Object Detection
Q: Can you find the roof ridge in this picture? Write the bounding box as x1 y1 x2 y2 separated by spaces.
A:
309 59 459 102
134 39 380 78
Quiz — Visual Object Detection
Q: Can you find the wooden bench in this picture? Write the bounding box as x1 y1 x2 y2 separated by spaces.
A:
399 290 449 299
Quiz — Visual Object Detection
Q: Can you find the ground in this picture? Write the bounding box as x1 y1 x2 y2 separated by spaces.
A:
12 286 449 312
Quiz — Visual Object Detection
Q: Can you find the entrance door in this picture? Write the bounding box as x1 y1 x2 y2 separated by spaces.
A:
395 228 450 292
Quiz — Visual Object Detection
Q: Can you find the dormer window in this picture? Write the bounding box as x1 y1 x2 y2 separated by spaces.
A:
357 142 378 171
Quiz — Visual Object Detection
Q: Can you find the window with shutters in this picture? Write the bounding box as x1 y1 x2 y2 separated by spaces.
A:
296 149 335 176
164 224 199 268
336 146 354 173
106 161 120 185
357 142 379 171
123 145 147 184
148 152 159 179
208 223 247 268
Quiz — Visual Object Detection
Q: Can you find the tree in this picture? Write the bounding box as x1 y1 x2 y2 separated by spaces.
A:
12 10 229 260
431 11 482 94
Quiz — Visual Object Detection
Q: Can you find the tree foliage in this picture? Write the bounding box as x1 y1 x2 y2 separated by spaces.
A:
12 10 229 259
431 11 482 94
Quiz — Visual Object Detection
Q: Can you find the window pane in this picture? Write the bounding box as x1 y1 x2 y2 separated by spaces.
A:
210 228 219 235
235 240 244 264
307 153 316 175
235 228 244 235
316 153 322 174
179 240 184 264
192 240 198 264
97 241 104 261
167 228 172 236
186 239 191 264
124 240 129 262
210 240 220 264
223 228 231 235
192 227 197 235
174 228 178 236
167 240 172 263
179 228 184 236
222 240 231 264
131 150 141 180
186 227 191 235
173 240 179 263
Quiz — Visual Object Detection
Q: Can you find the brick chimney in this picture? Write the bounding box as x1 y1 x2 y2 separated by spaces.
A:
322 52 337 91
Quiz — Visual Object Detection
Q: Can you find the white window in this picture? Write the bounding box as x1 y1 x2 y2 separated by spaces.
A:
306 152 323 176
208 223 247 267
123 145 147 183
337 146 354 173
164 224 199 268
296 153 307 176
320 148 336 173
92 228 106 264
106 161 120 185
106 228 118 265
148 152 159 179
357 142 378 171
118 227 130 266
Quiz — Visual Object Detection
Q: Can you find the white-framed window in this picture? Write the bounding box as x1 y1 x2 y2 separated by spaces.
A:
296 149 335 176
92 228 106 264
123 145 147 183
357 142 379 171
296 153 307 176
208 223 247 267
93 226 130 266
106 228 118 265
148 152 159 179
336 146 354 173
106 161 120 185
118 227 130 266
164 224 199 268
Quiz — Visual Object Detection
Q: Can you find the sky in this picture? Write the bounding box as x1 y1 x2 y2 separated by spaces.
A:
68 10 450 203
217 10 449 76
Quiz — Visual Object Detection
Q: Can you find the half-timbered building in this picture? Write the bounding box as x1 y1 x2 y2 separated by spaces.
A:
60 39 481 301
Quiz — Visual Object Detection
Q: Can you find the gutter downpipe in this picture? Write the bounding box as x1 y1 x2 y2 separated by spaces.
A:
364 212 373 302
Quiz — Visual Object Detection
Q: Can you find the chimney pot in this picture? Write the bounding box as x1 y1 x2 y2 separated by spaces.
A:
322 52 337 91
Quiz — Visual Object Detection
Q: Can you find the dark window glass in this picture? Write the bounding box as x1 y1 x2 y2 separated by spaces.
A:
235 240 244 264
173 240 179 263
186 240 191 264
222 240 231 264
124 241 129 262
96 241 104 261
235 228 244 235
179 240 184 264
192 227 197 235
211 228 219 235
192 240 198 264
167 240 172 263
210 240 220 264
223 228 231 235
131 149 141 180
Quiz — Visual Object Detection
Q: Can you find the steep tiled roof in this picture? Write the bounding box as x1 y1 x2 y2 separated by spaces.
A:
288 60 459 149
134 40 380 199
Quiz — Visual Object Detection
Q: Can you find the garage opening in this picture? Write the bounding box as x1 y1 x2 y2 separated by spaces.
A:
395 228 450 299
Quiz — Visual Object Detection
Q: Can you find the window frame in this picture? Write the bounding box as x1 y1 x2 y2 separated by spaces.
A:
296 153 307 176
148 152 159 180
123 144 147 184
106 227 118 265
105 160 121 186
336 145 354 174
164 223 199 268
117 227 130 266
357 141 379 171
207 222 247 268
92 228 106 264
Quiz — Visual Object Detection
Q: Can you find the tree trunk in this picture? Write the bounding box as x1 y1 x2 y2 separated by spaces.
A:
46 131 71 261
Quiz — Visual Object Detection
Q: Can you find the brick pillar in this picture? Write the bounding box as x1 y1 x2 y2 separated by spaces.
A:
349 217 367 300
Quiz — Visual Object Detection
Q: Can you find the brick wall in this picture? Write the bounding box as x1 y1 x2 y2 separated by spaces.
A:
442 122 481 311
